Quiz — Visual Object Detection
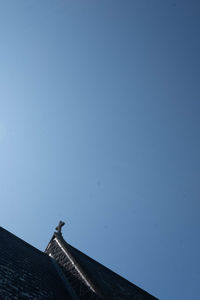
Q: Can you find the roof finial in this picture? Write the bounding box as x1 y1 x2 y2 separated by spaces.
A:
55 220 65 235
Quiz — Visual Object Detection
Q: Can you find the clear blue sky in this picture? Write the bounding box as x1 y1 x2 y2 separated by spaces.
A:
0 1 199 299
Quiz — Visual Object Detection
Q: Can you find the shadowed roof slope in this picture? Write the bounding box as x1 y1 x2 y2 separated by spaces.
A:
0 225 157 299
45 232 158 300
0 227 71 300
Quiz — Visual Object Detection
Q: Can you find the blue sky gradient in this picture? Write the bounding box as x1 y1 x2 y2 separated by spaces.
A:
0 1 200 299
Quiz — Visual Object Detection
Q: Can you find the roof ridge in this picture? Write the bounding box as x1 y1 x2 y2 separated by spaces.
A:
51 232 157 299
54 233 103 297
58 233 156 298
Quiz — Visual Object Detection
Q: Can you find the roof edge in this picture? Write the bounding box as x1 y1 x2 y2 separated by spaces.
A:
45 232 103 298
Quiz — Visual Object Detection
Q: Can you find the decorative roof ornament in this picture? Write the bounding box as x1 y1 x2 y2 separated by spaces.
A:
55 221 65 235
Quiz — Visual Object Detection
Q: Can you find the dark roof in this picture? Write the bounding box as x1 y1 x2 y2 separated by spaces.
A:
45 232 157 300
0 227 71 300
0 226 157 299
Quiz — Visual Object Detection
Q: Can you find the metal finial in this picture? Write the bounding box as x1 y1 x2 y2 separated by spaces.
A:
55 220 65 234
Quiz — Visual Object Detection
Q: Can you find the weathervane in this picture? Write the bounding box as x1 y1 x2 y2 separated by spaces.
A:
55 220 65 235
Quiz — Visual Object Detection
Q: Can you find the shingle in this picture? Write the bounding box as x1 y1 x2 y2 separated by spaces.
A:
0 227 71 300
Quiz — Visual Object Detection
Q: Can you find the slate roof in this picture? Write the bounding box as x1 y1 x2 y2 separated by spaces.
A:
0 226 157 300
45 232 157 300
0 227 71 300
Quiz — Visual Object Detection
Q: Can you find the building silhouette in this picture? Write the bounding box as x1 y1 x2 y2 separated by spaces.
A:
0 223 157 299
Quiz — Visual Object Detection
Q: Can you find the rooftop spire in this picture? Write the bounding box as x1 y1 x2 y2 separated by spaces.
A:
55 221 65 235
